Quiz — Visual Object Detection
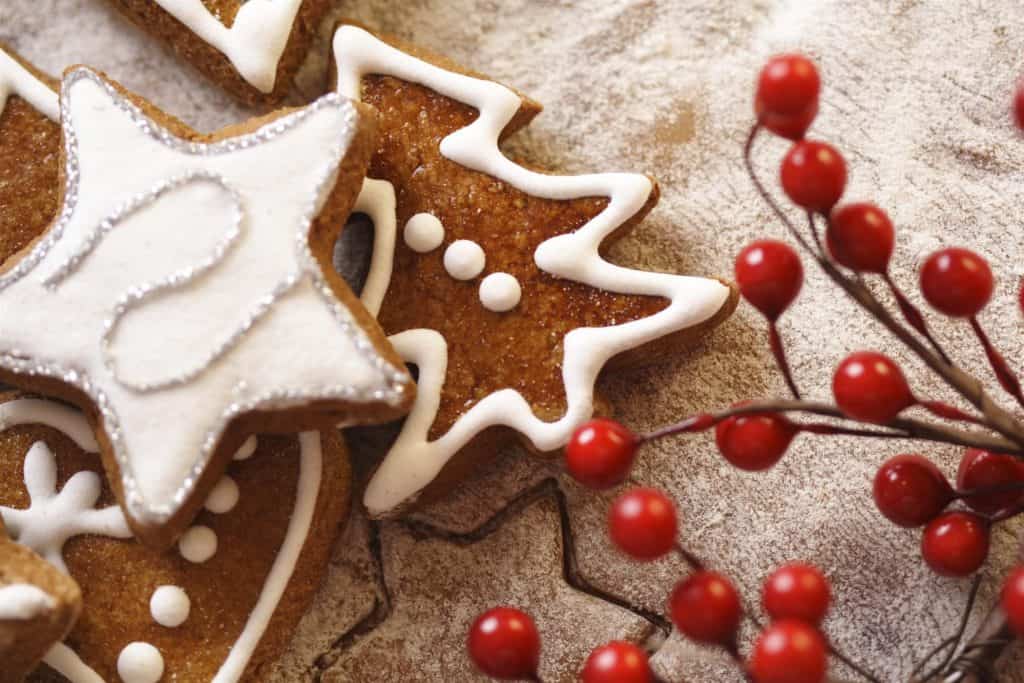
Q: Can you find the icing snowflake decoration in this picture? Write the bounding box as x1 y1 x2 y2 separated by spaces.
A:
1 441 131 574
334 26 732 516
0 67 410 534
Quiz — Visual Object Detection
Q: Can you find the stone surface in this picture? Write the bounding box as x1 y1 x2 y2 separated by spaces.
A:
3 1 1024 680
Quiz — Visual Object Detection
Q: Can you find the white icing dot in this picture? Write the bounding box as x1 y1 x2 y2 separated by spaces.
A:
205 476 240 514
403 213 445 253
443 240 486 280
479 273 522 312
233 436 258 461
149 586 190 628
178 526 217 564
117 642 164 683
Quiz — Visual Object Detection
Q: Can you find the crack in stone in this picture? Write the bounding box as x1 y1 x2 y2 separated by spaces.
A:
311 477 672 676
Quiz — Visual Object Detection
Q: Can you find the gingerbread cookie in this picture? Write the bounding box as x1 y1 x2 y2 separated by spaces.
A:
0 517 82 683
0 63 413 548
104 0 328 105
329 24 738 516
0 394 351 682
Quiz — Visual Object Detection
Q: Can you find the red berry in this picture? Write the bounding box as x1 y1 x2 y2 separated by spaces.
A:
608 488 678 561
780 140 847 212
735 240 804 321
920 248 994 318
762 563 832 626
566 419 638 490
467 607 541 680
581 641 653 683
755 54 820 141
1013 81 1024 131
921 511 991 578
1003 566 1024 636
832 351 915 424
749 620 828 683
715 410 797 471
826 203 895 273
957 448 1024 516
873 454 953 528
669 571 743 645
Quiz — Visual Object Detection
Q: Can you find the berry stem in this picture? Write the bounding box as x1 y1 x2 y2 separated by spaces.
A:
805 211 826 256
672 542 706 572
769 322 801 399
880 272 953 365
744 130 1024 449
969 316 1024 409
953 481 1024 501
916 400 985 426
642 400 1023 457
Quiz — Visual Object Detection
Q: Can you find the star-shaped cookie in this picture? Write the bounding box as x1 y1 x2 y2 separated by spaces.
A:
0 62 413 547
330 25 737 516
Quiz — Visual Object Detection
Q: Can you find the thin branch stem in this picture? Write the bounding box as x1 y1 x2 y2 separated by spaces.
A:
969 316 1024 410
881 272 953 365
641 400 1024 457
744 127 1024 448
769 322 801 399
915 576 983 682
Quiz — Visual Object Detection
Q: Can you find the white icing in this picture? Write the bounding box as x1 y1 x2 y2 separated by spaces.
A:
0 399 98 452
117 642 164 683
1 442 132 573
479 272 521 312
204 475 239 514
335 25 731 515
178 525 217 564
443 239 486 280
403 213 445 253
0 583 56 620
0 70 406 528
44 644 106 683
151 0 303 93
353 179 398 318
3 400 325 683
212 432 322 682
150 585 190 628
232 436 258 461
0 47 58 121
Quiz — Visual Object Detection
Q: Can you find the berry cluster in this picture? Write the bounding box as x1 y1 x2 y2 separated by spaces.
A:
464 56 1024 682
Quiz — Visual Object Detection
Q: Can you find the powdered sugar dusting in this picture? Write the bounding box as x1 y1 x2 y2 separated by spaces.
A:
5 0 1024 679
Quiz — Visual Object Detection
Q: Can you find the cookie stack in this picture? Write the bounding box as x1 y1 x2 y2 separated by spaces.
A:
0 3 735 681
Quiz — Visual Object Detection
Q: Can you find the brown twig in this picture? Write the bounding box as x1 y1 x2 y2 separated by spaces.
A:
744 125 1024 449
641 400 1024 457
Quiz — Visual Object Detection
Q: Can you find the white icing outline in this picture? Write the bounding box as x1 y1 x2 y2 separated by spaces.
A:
0 47 58 121
0 399 323 683
152 0 303 93
335 26 731 515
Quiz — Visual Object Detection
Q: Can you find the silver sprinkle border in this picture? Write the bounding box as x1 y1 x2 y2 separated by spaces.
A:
0 68 409 524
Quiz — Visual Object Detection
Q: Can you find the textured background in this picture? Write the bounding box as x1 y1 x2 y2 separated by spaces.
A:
3 1 1024 680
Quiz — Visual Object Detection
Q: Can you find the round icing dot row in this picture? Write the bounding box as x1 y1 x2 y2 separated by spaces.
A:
479 273 522 312
179 525 217 564
205 475 240 514
403 213 445 253
150 585 190 628
443 240 486 280
117 642 164 683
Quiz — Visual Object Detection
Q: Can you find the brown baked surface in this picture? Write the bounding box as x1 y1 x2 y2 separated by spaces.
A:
0 397 351 682
0 61 412 548
340 27 737 504
0 519 82 683
105 0 329 105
